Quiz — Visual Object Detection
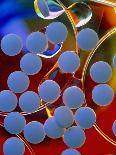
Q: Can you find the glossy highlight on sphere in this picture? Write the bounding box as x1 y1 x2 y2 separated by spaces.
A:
75 107 96 129
1 34 22 56
26 32 48 54
61 149 81 155
58 51 80 73
54 106 74 128
24 121 45 144
76 28 99 51
67 2 92 28
19 91 40 113
39 80 61 103
92 84 114 106
112 120 116 136
0 90 17 112
34 0 65 19
3 137 25 155
37 0 49 17
63 86 85 109
20 53 42 75
46 22 68 44
90 61 112 83
4 112 26 134
7 71 30 93
44 117 65 139
63 126 86 148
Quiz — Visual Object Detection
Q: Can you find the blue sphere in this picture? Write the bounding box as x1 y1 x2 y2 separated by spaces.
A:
26 32 48 54
92 84 114 106
46 22 68 44
61 149 81 155
76 28 99 51
4 112 26 134
19 91 40 113
7 71 30 93
58 51 80 73
39 80 61 103
3 137 25 155
1 34 22 56
0 90 17 112
20 53 42 75
63 86 85 109
54 106 74 128
24 121 45 144
90 61 112 83
37 0 49 17
75 107 96 129
63 126 86 148
44 117 65 139
112 120 116 136
113 55 116 68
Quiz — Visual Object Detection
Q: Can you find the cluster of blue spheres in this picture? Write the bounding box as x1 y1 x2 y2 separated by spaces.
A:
90 57 116 138
43 86 97 153
0 21 69 155
90 60 114 106
0 10 115 155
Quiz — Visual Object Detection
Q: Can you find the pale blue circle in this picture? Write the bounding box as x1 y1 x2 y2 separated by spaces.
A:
39 80 61 103
26 32 48 54
44 117 64 139
113 55 116 68
46 22 68 44
20 53 42 75
58 51 80 73
63 86 85 109
75 107 96 129
1 34 22 56
61 149 81 155
76 28 99 51
24 121 45 144
3 137 25 155
4 112 26 134
90 61 112 83
37 0 49 17
7 71 30 93
92 84 114 106
0 90 17 112
19 91 40 113
54 106 74 128
112 120 116 136
63 126 86 148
